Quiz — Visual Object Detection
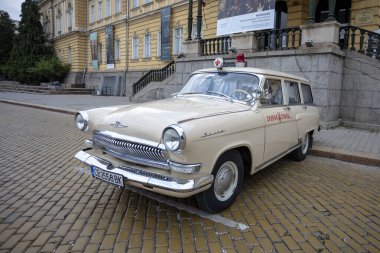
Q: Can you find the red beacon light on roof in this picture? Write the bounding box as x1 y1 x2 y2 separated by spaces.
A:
235 53 246 67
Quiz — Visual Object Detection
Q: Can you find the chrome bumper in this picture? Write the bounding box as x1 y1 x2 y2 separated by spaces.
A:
74 150 213 196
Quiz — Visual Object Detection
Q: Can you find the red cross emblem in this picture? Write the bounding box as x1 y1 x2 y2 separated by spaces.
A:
214 58 224 69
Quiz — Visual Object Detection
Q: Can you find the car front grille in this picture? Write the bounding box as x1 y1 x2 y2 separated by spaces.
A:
92 132 169 170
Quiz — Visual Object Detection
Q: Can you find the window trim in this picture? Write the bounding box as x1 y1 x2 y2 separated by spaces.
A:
98 0 103 20
173 26 183 55
132 36 139 60
90 1 95 23
157 31 161 57
144 33 151 58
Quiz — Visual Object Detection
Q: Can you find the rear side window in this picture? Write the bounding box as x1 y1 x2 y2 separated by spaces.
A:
301 84 313 104
284 81 301 104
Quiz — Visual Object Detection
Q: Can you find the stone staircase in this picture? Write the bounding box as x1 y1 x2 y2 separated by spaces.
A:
0 82 92 95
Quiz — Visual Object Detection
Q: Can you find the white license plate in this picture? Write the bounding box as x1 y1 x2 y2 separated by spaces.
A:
90 165 124 188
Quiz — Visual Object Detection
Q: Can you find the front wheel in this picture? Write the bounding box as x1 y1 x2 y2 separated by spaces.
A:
196 150 244 213
292 132 311 161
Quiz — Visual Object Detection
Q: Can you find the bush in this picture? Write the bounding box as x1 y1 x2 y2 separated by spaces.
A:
27 57 70 83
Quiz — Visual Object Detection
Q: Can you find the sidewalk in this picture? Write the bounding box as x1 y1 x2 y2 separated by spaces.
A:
1 91 379 167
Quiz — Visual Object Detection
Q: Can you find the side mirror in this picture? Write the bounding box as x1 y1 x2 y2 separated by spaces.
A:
252 87 262 99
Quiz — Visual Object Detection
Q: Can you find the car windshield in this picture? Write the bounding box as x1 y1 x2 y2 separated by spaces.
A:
179 72 260 102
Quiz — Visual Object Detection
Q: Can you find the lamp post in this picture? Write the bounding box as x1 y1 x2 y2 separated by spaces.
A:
326 0 336 21
187 0 193 41
196 0 202 40
307 0 316 23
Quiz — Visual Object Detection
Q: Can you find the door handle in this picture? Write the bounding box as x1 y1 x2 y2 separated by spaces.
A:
283 106 291 111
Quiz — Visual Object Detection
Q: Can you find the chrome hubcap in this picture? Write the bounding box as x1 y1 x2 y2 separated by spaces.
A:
301 134 309 155
214 161 238 201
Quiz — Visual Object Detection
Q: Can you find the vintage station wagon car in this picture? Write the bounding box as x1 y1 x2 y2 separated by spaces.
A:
74 58 320 213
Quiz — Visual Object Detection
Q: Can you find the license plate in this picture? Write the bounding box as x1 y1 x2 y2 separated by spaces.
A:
90 165 124 188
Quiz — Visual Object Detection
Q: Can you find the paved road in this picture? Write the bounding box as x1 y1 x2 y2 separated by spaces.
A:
0 103 379 253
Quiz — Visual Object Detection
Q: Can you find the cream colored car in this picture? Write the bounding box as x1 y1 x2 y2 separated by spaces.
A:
74 59 320 213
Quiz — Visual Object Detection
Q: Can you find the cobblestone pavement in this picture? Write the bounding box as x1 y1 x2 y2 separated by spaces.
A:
0 103 380 253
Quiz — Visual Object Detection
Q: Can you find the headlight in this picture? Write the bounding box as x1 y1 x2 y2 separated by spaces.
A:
162 125 186 151
75 112 89 131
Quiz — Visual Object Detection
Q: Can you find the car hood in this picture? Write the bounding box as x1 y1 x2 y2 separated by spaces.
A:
95 96 251 144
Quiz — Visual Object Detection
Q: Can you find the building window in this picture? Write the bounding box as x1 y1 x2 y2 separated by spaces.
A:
90 1 95 23
98 43 102 63
132 36 139 60
157 31 161 57
173 27 183 55
68 47 72 64
43 15 49 34
56 9 62 35
143 0 152 4
133 0 139 8
115 40 120 60
115 0 121 13
98 0 102 20
67 3 73 31
191 23 203 39
106 0 111 17
144 33 151 58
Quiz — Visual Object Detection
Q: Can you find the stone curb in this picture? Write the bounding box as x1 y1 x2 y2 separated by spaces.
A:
1 98 379 167
311 145 380 167
0 99 77 115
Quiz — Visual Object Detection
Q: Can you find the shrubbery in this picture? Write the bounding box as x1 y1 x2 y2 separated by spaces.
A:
27 56 70 83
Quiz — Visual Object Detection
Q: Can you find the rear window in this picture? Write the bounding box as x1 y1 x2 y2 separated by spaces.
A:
301 84 313 104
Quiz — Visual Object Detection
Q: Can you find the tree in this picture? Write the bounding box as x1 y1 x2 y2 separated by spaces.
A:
5 0 54 84
0 11 15 73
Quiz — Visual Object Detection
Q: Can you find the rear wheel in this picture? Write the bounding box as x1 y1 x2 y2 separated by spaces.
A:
292 132 311 161
196 150 244 213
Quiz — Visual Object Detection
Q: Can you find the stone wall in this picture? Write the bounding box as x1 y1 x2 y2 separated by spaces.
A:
340 51 380 129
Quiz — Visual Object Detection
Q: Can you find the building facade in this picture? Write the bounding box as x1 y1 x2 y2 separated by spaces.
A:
39 0 87 85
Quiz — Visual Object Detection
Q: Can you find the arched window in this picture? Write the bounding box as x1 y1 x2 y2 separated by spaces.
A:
56 9 62 35
67 3 73 31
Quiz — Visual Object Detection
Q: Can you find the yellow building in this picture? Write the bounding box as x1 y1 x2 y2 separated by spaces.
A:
40 0 380 92
39 0 87 86
85 0 128 95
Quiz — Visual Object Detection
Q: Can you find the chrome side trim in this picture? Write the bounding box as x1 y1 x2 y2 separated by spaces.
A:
75 150 212 192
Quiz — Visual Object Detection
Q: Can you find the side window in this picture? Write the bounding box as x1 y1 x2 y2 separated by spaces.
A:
301 83 313 104
285 80 301 104
263 79 283 105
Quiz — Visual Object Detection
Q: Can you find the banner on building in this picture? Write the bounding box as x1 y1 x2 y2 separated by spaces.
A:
217 0 275 36
161 7 171 61
106 25 114 69
90 32 98 70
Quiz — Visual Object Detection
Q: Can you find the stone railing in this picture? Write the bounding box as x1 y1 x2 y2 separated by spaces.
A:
200 36 231 56
133 60 175 95
255 27 302 51
339 24 380 59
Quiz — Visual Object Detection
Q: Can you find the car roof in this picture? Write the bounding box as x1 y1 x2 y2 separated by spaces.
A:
194 67 310 84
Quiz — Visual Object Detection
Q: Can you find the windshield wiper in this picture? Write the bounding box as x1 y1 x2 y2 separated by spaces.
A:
206 91 231 100
179 92 203 95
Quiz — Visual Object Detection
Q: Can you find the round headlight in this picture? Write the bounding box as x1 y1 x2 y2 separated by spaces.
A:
75 112 88 131
163 125 186 151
